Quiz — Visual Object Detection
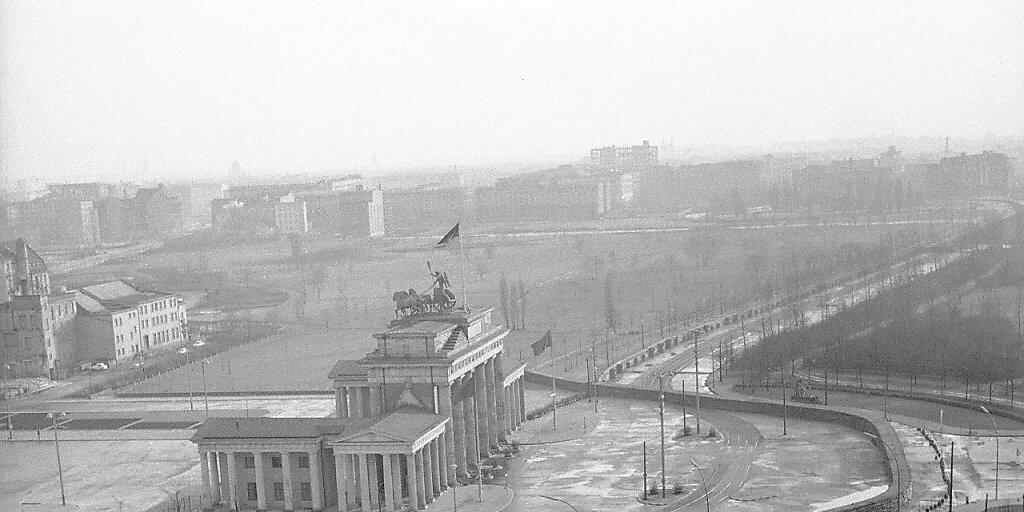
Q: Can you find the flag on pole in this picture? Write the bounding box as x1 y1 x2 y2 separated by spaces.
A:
436 223 460 248
532 329 553 356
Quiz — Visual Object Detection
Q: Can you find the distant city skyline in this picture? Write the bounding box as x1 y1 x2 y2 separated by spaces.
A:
2 1 1022 182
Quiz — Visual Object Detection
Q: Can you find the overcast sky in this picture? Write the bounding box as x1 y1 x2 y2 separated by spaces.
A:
1 1 1022 182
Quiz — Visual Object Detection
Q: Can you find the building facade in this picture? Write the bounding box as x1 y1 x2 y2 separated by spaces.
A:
192 281 526 511
591 140 659 169
75 280 187 362
0 240 79 378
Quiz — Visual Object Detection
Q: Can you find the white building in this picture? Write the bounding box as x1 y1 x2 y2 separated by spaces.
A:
75 280 187 363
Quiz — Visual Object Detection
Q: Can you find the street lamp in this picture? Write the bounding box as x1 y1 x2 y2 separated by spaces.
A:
688 459 711 512
979 405 1000 500
193 340 209 417
47 412 67 506
450 464 459 512
178 347 193 411
3 363 12 439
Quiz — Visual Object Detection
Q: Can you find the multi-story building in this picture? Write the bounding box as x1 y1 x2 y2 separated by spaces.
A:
4 197 99 248
0 240 79 378
167 181 227 230
191 274 526 511
132 184 183 238
382 187 463 235
906 151 1012 199
75 280 187 362
635 159 763 215
273 196 310 234
216 178 383 237
591 140 659 169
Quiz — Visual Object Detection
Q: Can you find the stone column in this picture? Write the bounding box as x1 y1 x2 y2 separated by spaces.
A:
333 451 347 511
464 394 478 466
382 454 396 511
336 387 346 418
282 452 295 510
209 451 221 505
200 452 211 503
518 378 526 425
423 440 436 498
405 452 421 510
494 353 508 439
431 439 442 495
254 452 268 510
362 388 372 417
415 449 428 506
357 454 371 512
437 436 449 490
367 454 380 510
310 449 324 510
368 384 382 417
472 368 488 457
511 381 520 428
226 452 239 511
218 452 230 505
390 454 402 510
483 359 497 447
438 383 457 484
452 386 468 477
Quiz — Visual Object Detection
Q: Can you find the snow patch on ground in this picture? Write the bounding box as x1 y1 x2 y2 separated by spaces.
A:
810 485 887 511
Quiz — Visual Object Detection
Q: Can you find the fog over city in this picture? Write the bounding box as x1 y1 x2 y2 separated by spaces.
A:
1 2 1024 512
2 1 1023 181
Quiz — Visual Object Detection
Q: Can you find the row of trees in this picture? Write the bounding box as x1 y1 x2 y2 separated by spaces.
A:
737 218 1016 384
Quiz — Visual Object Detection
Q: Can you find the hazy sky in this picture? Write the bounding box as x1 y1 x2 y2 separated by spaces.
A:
2 1 1022 182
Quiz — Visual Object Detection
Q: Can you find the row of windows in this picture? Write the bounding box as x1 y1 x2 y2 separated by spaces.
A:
141 298 176 315
142 313 177 329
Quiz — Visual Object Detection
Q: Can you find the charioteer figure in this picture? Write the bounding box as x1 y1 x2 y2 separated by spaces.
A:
392 263 459 317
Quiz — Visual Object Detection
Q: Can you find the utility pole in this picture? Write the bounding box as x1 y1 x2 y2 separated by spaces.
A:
49 412 67 506
642 441 648 498
948 440 954 512
694 332 701 434
659 379 666 499
781 373 788 436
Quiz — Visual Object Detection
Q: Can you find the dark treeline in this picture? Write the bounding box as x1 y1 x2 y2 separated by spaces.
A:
738 217 1017 383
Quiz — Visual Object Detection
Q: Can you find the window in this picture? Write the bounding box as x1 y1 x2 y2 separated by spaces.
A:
243 455 255 468
273 482 285 501
247 482 258 502
271 455 282 468
297 454 309 468
299 482 312 501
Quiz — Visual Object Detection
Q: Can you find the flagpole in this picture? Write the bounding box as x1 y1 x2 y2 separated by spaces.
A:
458 223 470 312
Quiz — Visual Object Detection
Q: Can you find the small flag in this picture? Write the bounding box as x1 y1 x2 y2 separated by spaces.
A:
532 329 553 356
435 223 460 248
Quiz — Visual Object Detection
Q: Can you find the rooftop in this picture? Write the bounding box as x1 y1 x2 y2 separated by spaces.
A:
192 407 446 445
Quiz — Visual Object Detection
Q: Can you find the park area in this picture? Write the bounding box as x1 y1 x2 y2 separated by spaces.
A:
92 214 981 396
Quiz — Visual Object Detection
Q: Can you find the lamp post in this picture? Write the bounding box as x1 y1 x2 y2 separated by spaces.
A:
48 412 67 506
659 380 666 499
979 405 999 500
450 464 459 512
3 363 12 440
688 459 711 512
178 347 194 411
193 340 209 417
